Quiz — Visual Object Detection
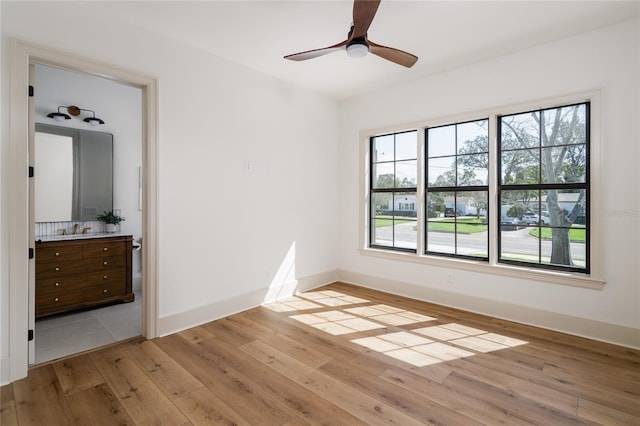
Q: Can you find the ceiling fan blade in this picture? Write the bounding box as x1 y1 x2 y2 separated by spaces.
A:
351 0 381 40
284 40 348 61
369 41 418 68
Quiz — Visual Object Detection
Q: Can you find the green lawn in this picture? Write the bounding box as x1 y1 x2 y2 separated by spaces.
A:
374 218 415 228
427 218 488 234
528 226 586 243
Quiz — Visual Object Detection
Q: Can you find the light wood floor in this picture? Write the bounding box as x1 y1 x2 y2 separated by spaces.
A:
2 282 639 425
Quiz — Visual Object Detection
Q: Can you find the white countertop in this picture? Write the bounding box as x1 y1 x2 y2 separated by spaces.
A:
36 232 131 242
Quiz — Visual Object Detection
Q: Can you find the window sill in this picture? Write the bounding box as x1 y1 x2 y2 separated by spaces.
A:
359 247 605 290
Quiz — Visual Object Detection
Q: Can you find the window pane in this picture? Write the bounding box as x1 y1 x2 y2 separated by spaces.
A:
456 191 488 258
542 188 586 227
501 149 539 184
501 111 540 150
541 145 586 184
428 156 455 187
458 153 488 186
395 131 417 161
501 189 540 221
372 135 394 163
457 120 489 154
427 221 455 254
427 125 455 157
542 104 586 147
396 160 417 188
540 226 586 268
371 192 417 249
393 191 417 250
372 163 394 188
426 191 454 253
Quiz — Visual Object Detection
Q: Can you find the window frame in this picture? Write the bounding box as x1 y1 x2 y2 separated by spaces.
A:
424 119 490 261
497 102 590 273
360 91 604 290
369 130 418 253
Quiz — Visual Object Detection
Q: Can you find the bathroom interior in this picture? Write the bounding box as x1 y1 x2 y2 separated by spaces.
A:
32 63 143 364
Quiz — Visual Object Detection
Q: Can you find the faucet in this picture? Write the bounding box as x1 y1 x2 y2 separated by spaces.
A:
82 227 92 235
72 224 80 235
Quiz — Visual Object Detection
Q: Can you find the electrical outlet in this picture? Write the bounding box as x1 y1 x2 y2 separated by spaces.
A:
446 272 454 283
244 160 252 173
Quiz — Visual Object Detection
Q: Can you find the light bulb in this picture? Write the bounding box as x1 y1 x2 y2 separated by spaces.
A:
346 43 368 59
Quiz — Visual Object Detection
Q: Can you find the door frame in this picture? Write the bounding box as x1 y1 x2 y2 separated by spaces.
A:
8 39 159 381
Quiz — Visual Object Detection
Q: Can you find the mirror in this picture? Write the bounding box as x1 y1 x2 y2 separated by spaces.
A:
35 123 113 222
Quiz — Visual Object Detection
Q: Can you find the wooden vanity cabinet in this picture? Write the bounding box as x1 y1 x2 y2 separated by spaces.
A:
35 235 134 318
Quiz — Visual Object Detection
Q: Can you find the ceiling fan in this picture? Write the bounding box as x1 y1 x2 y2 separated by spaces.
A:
284 0 418 68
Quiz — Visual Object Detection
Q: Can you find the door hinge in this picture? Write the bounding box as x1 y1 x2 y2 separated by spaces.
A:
29 248 34 259
28 329 34 341
29 85 34 97
29 166 34 178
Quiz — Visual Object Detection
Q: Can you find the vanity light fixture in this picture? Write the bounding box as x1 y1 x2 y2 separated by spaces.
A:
46 105 105 126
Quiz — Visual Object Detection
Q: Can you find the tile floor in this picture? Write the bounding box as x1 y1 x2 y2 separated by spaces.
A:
33 290 142 364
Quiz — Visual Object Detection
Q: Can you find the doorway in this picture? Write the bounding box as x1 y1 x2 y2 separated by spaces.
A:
31 63 144 364
8 39 159 381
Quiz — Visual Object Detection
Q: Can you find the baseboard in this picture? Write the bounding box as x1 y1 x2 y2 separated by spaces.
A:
337 269 640 349
158 270 337 337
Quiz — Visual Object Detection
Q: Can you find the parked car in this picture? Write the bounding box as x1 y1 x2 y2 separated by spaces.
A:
444 208 461 217
501 216 521 230
522 212 550 225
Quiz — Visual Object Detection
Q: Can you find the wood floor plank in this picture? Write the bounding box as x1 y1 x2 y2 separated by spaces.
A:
319 357 482 425
52 354 104 396
194 335 369 426
11 365 75 425
176 325 215 345
240 339 427 426
577 398 640 425
443 371 590 425
65 383 135 426
448 357 579 415
121 338 203 400
90 345 190 425
173 386 251 426
155 333 294 425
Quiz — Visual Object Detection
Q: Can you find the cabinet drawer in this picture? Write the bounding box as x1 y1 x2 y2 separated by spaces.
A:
35 273 126 311
36 256 126 278
83 241 126 258
36 270 126 297
36 245 83 263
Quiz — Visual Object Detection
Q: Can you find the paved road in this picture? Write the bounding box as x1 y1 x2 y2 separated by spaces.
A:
373 222 586 266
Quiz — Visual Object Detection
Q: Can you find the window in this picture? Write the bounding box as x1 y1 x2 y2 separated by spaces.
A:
365 96 597 283
425 119 489 259
370 131 417 252
498 102 589 272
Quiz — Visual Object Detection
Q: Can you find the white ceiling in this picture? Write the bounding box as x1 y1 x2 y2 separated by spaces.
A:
96 1 639 100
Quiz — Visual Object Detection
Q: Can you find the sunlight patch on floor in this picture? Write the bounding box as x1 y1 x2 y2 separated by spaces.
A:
270 290 529 368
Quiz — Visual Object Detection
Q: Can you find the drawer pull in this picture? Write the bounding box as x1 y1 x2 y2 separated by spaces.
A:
103 289 108 294
55 267 60 272
103 261 109 266
55 282 60 287
54 297 59 302
103 275 108 279
55 252 60 256
103 247 108 251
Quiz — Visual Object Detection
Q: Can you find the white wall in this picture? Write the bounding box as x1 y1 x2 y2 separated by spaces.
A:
338 19 639 344
1 2 339 382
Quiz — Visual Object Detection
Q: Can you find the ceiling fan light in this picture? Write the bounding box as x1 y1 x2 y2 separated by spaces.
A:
346 42 368 59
